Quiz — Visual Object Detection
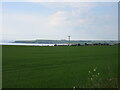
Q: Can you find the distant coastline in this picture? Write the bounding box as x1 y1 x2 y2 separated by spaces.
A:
1 39 119 46
13 39 119 45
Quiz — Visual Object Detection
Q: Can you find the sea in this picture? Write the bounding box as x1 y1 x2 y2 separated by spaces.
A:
0 42 55 46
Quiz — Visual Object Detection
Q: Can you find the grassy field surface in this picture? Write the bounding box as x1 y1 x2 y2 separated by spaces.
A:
2 45 118 88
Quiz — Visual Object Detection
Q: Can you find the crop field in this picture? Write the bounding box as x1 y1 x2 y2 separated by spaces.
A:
2 45 118 88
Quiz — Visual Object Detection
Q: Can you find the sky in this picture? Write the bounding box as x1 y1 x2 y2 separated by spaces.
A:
1 1 118 41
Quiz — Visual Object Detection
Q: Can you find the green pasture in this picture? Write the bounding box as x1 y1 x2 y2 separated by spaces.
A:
2 45 118 88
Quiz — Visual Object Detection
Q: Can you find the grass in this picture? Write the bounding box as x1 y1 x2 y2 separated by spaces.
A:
2 45 118 88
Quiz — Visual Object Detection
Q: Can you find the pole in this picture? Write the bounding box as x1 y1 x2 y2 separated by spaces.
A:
68 36 70 46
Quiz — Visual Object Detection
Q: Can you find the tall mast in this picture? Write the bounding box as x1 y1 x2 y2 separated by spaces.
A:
68 35 70 46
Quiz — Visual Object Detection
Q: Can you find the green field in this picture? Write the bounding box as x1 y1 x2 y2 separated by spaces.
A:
2 45 118 88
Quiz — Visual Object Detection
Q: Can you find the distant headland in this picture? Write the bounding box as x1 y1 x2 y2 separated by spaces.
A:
14 39 119 46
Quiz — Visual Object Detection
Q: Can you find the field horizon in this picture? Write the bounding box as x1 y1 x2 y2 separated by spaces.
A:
2 45 118 88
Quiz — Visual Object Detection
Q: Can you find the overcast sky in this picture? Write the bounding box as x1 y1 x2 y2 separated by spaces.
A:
1 2 118 41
